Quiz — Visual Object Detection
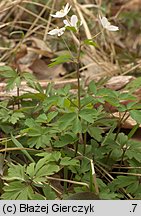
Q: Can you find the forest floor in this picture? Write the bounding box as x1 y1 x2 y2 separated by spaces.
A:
1 0 141 200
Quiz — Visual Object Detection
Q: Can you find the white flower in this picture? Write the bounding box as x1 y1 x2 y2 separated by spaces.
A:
63 15 79 30
51 3 71 18
48 27 65 36
99 16 119 31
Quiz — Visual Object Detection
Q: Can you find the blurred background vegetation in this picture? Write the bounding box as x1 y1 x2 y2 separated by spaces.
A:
0 0 141 80
1 0 141 200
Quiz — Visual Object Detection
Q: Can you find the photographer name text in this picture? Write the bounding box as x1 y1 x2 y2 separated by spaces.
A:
2 203 95 215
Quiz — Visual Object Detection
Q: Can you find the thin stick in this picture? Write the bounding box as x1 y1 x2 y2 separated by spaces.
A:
90 159 99 195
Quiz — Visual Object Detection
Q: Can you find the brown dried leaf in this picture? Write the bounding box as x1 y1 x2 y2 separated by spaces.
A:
105 76 135 90
112 112 141 129
29 59 67 80
26 37 53 57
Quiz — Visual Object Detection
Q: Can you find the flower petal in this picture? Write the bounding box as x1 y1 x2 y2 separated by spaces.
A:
64 3 71 14
99 15 119 31
48 27 65 36
51 11 64 18
50 3 71 18
58 27 65 36
101 17 110 28
63 19 70 26
106 25 119 31
71 15 78 28
64 3 69 11
48 29 59 35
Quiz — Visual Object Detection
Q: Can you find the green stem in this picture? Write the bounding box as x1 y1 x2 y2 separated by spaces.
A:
76 36 81 111
106 150 112 164
17 87 20 109
83 132 87 156
128 123 139 140
62 37 74 59
91 30 103 40
63 167 68 193
74 32 83 156
120 148 127 167
74 141 78 157
114 111 127 141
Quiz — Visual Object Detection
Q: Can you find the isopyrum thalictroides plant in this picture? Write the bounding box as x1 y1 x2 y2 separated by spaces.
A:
48 3 119 116
2 3 141 200
47 3 121 199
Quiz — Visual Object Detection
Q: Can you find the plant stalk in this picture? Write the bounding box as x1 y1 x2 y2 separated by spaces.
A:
17 87 20 109
76 38 81 111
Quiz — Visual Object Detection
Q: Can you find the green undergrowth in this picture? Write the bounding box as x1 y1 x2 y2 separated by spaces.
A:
0 66 141 200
